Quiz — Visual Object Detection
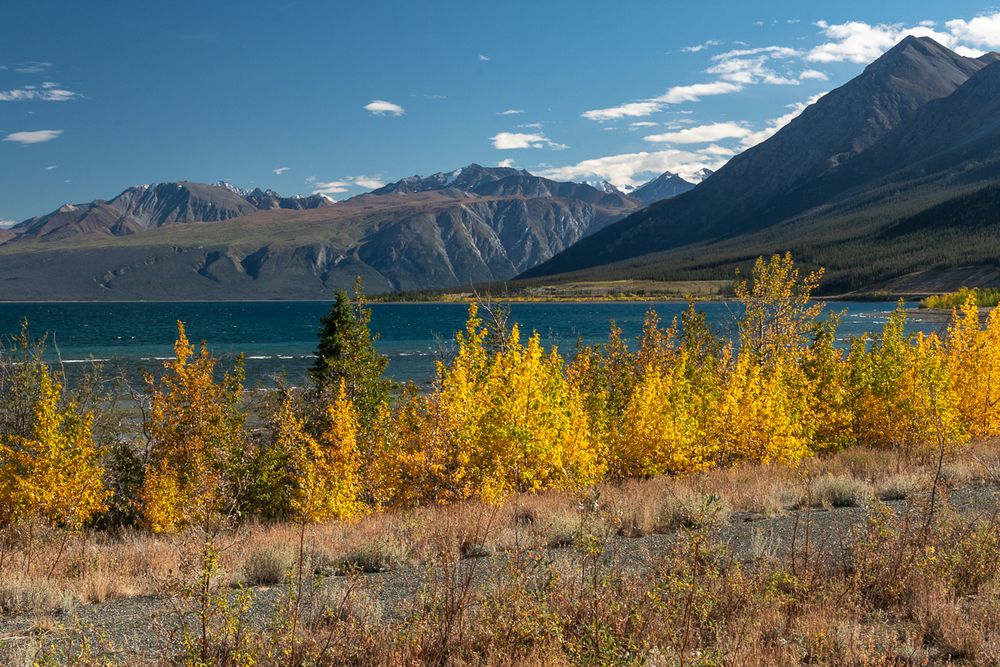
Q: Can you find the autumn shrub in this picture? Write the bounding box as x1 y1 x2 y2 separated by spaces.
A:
138 322 249 533
379 305 603 506
0 366 110 532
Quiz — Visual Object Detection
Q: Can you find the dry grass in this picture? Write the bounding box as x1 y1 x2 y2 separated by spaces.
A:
1 443 992 610
3 441 1000 664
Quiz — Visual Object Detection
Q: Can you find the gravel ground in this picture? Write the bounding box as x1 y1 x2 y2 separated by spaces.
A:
2 481 998 663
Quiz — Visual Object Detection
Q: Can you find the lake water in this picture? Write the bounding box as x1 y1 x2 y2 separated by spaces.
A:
0 301 945 386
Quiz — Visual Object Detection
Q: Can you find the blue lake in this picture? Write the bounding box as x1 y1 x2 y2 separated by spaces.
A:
0 301 945 386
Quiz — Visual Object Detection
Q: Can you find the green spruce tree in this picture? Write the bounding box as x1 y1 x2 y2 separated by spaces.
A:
310 278 392 432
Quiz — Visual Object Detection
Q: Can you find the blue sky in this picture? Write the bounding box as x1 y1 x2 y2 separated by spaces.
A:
3 0 1000 222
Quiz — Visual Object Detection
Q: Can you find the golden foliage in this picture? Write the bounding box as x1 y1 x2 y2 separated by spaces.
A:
381 305 603 506
0 368 109 529
276 381 365 523
139 322 247 533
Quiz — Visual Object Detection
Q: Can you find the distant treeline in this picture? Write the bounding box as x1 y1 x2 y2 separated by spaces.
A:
921 286 1000 309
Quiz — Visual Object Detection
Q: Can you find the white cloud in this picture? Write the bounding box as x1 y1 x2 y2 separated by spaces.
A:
497 158 516 168
14 62 51 74
946 14 1000 49
498 108 524 115
3 130 62 144
538 147 731 188
799 69 828 80
311 180 350 196
364 99 405 116
479 54 490 61
630 121 659 128
807 19 958 63
491 131 566 150
0 220 16 228
582 101 663 121
682 39 721 53
702 144 737 157
518 122 543 129
309 175 385 194
350 176 386 190
655 81 744 104
644 121 752 144
44 164 57 171
273 166 290 175
707 46 802 86
0 85 80 102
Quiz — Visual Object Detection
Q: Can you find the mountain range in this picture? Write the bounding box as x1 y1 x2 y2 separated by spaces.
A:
522 37 1000 295
8 35 1000 300
0 166 695 299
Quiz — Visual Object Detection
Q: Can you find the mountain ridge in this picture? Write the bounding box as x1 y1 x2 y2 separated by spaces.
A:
522 36 1000 280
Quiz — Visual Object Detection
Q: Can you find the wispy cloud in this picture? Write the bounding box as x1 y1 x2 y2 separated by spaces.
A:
13 62 51 74
310 180 350 196
799 69 828 80
0 84 80 102
363 99 405 116
497 158 516 168
479 54 491 61
538 147 730 187
655 81 744 104
582 101 663 122
3 130 62 144
644 121 752 144
273 166 290 175
0 220 16 228
682 39 722 53
309 175 385 195
491 132 567 150
498 108 524 115
582 81 743 122
350 176 386 190
707 46 802 85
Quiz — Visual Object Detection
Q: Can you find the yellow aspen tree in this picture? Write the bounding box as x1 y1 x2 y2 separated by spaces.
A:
800 315 853 451
736 252 824 365
139 322 247 533
850 306 964 454
0 368 110 529
613 355 705 478
947 296 1000 437
713 348 811 465
286 381 365 522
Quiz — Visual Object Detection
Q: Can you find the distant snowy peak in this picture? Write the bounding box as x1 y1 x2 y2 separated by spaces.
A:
630 172 697 205
584 180 628 195
217 180 252 197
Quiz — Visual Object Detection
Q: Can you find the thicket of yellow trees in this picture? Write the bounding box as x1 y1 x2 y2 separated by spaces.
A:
3 253 1000 534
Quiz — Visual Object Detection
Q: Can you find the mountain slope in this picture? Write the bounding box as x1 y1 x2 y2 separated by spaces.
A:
0 168 642 299
518 52 1000 295
524 36 999 279
630 172 697 205
6 181 334 243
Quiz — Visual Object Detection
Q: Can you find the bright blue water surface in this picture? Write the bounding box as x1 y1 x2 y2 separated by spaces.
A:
0 301 944 386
